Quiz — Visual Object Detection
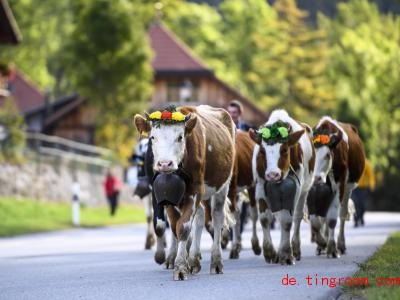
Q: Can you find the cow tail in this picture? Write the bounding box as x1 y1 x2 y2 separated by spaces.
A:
223 197 236 230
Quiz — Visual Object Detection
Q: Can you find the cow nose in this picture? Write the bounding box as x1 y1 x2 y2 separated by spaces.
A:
265 171 281 182
157 160 173 172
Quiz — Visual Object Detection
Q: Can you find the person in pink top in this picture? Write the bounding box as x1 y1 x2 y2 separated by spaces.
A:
104 169 121 216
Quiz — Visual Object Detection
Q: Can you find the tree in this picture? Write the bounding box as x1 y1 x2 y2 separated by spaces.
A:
319 0 400 209
55 0 153 159
0 0 73 91
251 0 334 121
0 98 25 163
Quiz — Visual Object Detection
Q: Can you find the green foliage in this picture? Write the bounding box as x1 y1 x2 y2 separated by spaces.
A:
0 98 25 163
0 0 74 91
0 197 146 237
319 0 400 195
163 1 228 79
56 0 153 159
251 0 334 122
343 231 400 299
218 0 277 94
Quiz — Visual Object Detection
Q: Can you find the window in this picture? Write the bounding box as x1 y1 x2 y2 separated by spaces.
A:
167 79 198 103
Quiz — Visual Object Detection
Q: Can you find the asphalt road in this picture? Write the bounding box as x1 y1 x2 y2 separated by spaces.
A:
0 212 399 300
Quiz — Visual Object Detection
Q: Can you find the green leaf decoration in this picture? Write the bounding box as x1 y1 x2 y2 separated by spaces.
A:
260 127 271 139
278 127 289 138
258 121 291 145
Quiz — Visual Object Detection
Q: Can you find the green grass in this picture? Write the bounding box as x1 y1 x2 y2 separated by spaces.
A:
343 231 400 299
0 197 146 237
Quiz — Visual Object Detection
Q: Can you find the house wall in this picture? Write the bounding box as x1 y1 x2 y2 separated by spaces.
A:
48 105 97 144
152 77 266 126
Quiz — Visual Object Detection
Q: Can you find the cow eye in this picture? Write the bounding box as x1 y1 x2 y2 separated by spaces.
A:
280 146 288 155
177 135 183 142
325 154 330 160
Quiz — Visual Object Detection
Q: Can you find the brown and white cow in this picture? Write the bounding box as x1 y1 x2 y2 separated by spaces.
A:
134 105 235 280
311 116 365 257
250 109 315 264
208 131 261 259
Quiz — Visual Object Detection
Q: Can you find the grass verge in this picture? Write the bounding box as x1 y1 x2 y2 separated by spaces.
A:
343 231 400 299
0 197 145 237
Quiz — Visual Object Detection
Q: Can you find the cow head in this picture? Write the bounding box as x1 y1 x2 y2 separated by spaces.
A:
251 121 304 182
313 125 342 184
134 109 197 173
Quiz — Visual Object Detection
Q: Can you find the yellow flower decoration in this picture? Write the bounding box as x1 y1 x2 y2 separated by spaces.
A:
149 111 162 120
313 136 321 144
172 112 185 121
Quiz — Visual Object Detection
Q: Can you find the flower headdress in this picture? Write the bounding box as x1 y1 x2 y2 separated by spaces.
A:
312 128 331 147
147 105 186 128
257 121 291 145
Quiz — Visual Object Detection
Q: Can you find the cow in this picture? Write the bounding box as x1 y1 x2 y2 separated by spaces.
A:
250 109 315 265
134 105 235 280
204 131 261 259
310 116 365 258
143 137 185 269
130 138 156 250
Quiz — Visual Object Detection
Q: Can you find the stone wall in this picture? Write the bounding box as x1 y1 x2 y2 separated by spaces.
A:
0 156 136 206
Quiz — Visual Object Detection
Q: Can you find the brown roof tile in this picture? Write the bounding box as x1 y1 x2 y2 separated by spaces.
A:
149 22 212 73
9 71 44 113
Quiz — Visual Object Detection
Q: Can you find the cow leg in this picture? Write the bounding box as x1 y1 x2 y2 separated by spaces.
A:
144 194 155 250
229 191 241 259
165 206 179 269
188 202 205 274
203 200 214 238
291 190 308 261
165 229 177 269
310 215 327 255
337 183 355 255
171 197 196 281
276 209 294 265
210 185 229 274
153 191 167 265
249 186 261 256
259 199 276 263
326 193 340 258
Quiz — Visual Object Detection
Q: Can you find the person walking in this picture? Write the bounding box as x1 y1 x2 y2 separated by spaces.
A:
104 169 122 216
352 159 375 227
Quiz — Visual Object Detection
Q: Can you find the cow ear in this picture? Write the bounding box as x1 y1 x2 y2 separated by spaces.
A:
249 128 261 144
134 114 151 135
329 133 342 148
185 114 197 135
287 129 304 147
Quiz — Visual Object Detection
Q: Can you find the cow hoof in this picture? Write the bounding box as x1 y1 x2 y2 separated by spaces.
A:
229 243 241 259
292 241 301 261
155 250 166 265
327 240 340 259
188 254 202 274
337 241 346 255
145 234 155 250
165 253 176 269
221 230 230 250
173 267 188 281
210 262 224 274
251 238 262 256
277 253 294 265
263 244 277 263
316 246 326 256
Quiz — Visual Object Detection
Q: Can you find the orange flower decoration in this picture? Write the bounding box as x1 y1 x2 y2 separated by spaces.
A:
313 134 330 145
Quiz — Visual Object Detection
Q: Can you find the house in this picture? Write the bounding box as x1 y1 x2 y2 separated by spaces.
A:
15 22 267 145
149 22 266 125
